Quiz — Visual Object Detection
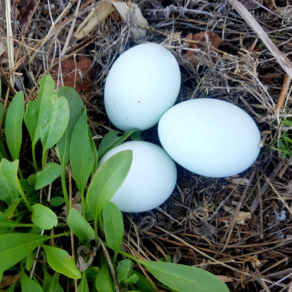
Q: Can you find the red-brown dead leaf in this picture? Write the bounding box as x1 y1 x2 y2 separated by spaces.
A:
49 57 96 101
17 0 35 27
184 32 221 65
0 275 21 288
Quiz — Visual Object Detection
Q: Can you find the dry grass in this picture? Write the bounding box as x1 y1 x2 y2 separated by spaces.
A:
1 0 292 291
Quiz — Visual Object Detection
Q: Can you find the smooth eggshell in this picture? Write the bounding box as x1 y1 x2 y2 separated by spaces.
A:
98 141 177 212
158 98 261 178
104 43 181 131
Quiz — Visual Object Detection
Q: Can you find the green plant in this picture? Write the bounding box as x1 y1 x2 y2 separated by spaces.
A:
0 76 229 292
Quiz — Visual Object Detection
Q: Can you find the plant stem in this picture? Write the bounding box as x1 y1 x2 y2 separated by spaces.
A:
32 143 38 171
41 148 47 170
94 216 98 245
61 171 70 212
16 178 32 212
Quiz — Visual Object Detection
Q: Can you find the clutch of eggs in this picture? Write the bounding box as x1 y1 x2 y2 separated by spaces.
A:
158 98 261 178
104 43 181 131
98 141 177 213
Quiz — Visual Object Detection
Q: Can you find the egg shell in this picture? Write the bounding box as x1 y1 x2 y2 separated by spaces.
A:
158 98 261 178
104 43 181 131
98 141 177 212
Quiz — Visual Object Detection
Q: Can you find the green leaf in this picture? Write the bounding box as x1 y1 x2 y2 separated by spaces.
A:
57 87 84 167
133 271 157 292
103 202 124 259
0 159 19 205
87 150 132 221
26 250 35 271
0 233 50 274
21 269 43 292
117 259 134 284
86 267 99 282
95 264 113 292
31 204 58 230
24 98 41 147
43 265 52 291
67 208 95 240
98 130 141 159
78 272 90 292
70 108 94 195
35 163 64 190
141 261 229 292
28 174 36 186
5 91 24 160
40 95 70 151
20 179 35 193
42 245 81 279
50 196 65 207
89 127 98 176
45 272 64 292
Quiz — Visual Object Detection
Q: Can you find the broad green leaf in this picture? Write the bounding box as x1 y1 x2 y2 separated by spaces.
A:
45 272 64 292
24 98 41 146
87 151 132 220
67 208 95 240
21 269 43 292
35 163 63 190
50 196 65 207
70 109 94 195
20 179 35 193
42 265 52 292
117 259 134 284
0 233 50 273
40 95 70 151
133 271 157 292
28 174 36 186
78 272 89 292
98 130 141 159
95 264 113 292
57 87 84 167
0 159 19 205
5 91 24 160
42 245 81 279
141 261 229 292
31 204 58 230
24 75 55 147
103 202 124 258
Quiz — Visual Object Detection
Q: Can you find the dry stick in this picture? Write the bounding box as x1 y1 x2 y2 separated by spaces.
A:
68 172 78 292
5 0 15 86
61 0 82 56
155 226 275 285
222 171 255 251
275 74 291 123
228 0 292 78
264 174 292 216
250 161 283 212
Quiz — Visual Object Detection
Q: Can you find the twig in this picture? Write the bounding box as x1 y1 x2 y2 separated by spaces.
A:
275 74 291 123
5 0 15 86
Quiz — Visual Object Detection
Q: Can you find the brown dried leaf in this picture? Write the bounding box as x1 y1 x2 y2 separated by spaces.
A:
184 32 221 65
0 275 21 288
18 0 35 28
49 57 95 97
263 0 277 9
111 1 148 42
223 206 252 225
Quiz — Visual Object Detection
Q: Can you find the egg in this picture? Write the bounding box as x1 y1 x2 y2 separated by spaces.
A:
158 98 261 178
99 141 177 212
104 43 181 131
